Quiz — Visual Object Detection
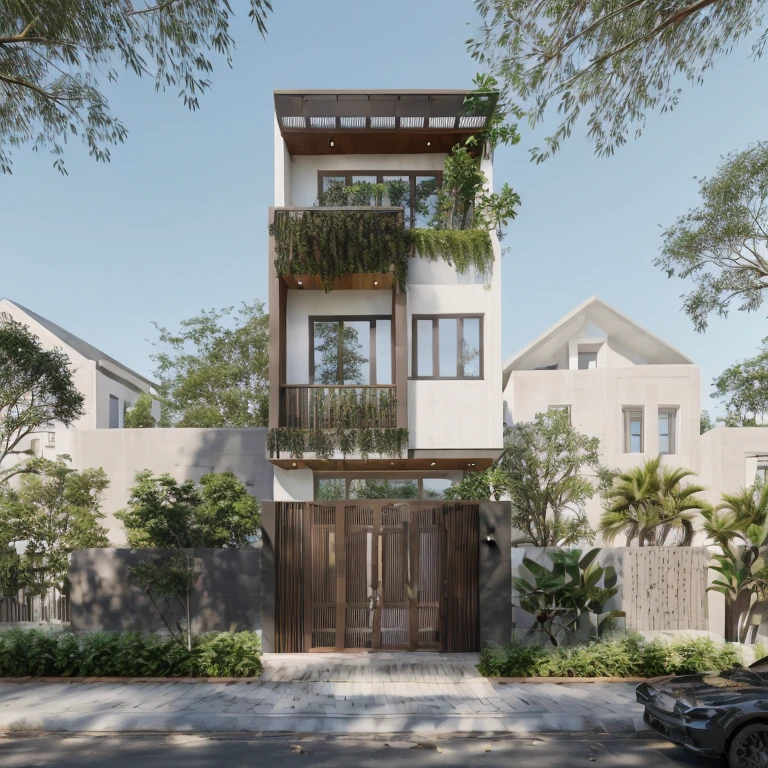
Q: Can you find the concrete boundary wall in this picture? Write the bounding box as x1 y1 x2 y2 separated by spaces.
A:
69 548 261 634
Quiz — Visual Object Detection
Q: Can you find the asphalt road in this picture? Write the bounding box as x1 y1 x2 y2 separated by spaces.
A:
0 733 727 768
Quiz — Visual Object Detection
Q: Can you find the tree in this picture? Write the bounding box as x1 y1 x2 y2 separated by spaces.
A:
501 410 603 547
703 481 768 642
710 337 768 426
655 143 768 331
124 392 156 428
700 410 714 434
599 457 710 546
0 457 109 600
468 1 766 161
117 469 260 548
0 1 273 174
151 301 269 427
0 320 85 483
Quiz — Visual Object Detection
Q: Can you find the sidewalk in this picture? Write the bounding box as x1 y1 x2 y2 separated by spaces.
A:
0 653 647 735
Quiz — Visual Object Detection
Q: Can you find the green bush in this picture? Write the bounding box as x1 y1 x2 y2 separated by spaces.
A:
0 630 262 678
478 635 744 679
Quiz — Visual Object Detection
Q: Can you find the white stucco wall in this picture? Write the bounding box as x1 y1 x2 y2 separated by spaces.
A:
69 428 273 544
504 364 701 535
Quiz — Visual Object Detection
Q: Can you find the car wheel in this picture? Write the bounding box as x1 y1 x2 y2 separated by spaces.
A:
729 724 768 768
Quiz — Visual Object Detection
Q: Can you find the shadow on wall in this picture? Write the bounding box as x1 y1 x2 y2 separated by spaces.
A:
68 548 261 634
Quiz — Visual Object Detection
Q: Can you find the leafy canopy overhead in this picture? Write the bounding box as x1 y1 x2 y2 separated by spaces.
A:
151 301 269 428
656 142 768 331
0 0 273 174
468 1 767 161
0 320 85 482
710 337 768 426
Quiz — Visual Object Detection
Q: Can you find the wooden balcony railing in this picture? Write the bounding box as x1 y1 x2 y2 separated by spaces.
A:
280 385 397 430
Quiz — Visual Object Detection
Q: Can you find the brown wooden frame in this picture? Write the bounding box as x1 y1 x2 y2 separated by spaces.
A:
309 315 393 385
317 171 443 228
411 314 484 380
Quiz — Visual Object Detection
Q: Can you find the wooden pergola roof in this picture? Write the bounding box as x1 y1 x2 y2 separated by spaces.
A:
274 90 496 155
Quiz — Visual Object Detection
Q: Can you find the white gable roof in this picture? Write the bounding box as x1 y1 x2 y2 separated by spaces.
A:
0 298 156 389
503 296 693 382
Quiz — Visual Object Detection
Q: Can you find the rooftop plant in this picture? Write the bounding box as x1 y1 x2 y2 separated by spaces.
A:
267 427 408 461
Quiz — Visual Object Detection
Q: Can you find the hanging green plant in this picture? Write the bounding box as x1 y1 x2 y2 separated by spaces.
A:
408 229 494 277
270 209 409 292
268 427 409 460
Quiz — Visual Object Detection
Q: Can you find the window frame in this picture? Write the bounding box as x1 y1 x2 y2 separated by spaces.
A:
549 405 572 425
309 315 393 386
317 170 443 228
108 394 120 429
623 407 644 454
314 473 454 501
411 314 484 380
658 407 678 456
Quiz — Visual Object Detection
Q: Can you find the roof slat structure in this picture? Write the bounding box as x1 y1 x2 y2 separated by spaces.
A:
274 90 496 155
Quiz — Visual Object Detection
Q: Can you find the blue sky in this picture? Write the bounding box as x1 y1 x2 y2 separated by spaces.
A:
1 0 766 417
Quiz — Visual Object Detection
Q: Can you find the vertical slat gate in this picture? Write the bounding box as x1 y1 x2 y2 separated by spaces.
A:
275 502 304 652
444 503 480 652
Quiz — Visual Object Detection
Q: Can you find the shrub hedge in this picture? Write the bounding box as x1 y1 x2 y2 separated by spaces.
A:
0 630 262 678
478 636 744 678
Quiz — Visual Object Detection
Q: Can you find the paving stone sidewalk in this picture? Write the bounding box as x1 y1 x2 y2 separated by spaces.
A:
0 653 647 735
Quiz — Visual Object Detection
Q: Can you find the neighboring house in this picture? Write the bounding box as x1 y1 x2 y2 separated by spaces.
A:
503 296 768 539
0 298 161 464
266 89 504 501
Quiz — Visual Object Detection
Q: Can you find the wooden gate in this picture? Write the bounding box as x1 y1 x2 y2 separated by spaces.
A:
274 500 479 653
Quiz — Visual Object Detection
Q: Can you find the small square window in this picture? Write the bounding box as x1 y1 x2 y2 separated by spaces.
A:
578 351 598 370
549 405 571 424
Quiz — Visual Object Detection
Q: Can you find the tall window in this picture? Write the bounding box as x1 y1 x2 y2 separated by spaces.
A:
757 459 768 485
658 408 678 455
412 315 483 379
318 171 441 228
310 317 391 385
109 395 120 429
623 408 643 453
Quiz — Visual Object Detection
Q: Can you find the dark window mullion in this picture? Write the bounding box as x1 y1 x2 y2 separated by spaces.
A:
370 320 377 385
457 318 464 379
432 319 439 378
337 320 344 384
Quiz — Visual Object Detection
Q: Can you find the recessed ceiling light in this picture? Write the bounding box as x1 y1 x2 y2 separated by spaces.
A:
297 280 303 286
291 462 297 468
329 140 335 147
431 462 436 467
373 280 378 286
426 141 431 147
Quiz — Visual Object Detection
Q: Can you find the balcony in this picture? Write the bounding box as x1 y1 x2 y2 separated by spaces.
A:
269 206 408 291
281 385 397 430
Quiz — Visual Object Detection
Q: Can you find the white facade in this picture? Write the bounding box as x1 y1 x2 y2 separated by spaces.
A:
503 297 768 540
0 298 161 469
270 91 504 501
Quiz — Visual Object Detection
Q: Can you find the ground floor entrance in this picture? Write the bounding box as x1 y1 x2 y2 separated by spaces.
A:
273 501 480 653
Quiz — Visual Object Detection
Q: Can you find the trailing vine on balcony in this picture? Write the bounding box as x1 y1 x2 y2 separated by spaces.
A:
267 427 409 461
407 229 494 278
270 209 409 292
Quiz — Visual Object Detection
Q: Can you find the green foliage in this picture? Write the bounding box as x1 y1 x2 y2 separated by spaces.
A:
444 469 493 501
478 636 742 679
462 73 522 157
408 229 494 279
116 470 260 549
502 410 602 547
270 209 410 292
710 338 768 426
151 301 269 428
468 1 765 161
656 144 768 332
0 320 85 482
700 410 714 434
513 548 623 647
267 427 409 461
703 481 768 642
124 393 156 429
0 629 262 678
0 457 109 596
599 457 711 547
0 1 273 174
318 179 403 207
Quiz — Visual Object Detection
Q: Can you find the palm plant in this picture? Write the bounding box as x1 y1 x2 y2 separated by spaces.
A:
599 457 710 546
704 482 768 642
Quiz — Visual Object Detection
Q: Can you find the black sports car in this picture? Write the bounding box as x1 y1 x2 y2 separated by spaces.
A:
637 657 768 767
